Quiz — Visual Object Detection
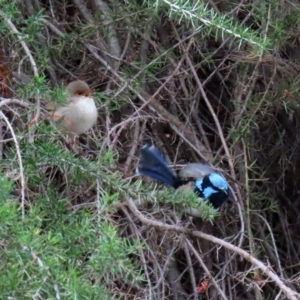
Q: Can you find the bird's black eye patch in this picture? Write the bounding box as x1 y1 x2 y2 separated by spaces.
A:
194 175 229 209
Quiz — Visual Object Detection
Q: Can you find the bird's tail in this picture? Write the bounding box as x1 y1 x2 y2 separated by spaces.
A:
137 145 182 188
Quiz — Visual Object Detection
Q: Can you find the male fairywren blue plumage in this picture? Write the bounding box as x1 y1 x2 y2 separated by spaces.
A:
136 145 229 209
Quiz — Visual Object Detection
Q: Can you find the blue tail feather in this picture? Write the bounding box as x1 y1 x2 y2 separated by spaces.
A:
137 145 229 209
137 145 181 188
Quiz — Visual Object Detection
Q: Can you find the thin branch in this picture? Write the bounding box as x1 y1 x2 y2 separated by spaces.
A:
0 98 30 108
123 120 145 175
256 213 284 278
165 243 187 300
40 18 210 160
84 43 211 159
0 10 40 142
186 239 229 300
0 10 38 76
72 0 93 22
40 18 64 37
126 198 300 300
93 0 121 63
0 111 26 219
182 240 198 300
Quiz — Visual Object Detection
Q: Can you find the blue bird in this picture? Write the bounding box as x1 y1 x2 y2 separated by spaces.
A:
136 145 229 209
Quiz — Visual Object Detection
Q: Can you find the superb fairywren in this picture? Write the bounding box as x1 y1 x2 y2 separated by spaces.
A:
46 80 98 135
136 145 229 209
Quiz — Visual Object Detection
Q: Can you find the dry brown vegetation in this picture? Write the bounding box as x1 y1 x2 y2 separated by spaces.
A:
1 0 300 299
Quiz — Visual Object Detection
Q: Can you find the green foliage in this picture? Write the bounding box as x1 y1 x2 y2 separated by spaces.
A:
0 0 19 18
88 222 144 283
0 0 295 298
0 175 14 201
0 124 143 298
17 75 50 99
147 0 269 52
49 85 69 105
0 189 137 299
101 93 128 112
136 182 220 222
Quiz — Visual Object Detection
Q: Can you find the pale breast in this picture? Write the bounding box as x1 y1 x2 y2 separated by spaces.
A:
54 96 98 134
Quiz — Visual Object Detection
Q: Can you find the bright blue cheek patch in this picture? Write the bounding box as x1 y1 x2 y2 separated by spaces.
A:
202 186 218 199
195 176 227 200
208 173 228 190
195 179 203 190
195 179 218 199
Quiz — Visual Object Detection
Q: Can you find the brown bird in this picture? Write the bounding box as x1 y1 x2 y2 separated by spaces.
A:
47 80 98 135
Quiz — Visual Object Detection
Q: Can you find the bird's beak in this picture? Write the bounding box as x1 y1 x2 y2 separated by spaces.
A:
222 188 229 195
76 89 92 97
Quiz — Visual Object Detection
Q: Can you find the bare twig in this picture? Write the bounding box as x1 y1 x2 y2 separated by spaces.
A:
22 245 60 299
0 10 40 142
256 213 284 278
124 120 146 175
182 240 198 300
0 98 30 108
121 206 154 298
84 42 211 160
0 111 26 219
72 0 93 22
40 18 210 160
0 11 38 76
186 239 229 300
40 18 64 37
126 198 300 300
93 0 121 67
165 243 187 300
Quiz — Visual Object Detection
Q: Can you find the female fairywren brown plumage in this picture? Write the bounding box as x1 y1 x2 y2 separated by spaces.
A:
47 80 98 135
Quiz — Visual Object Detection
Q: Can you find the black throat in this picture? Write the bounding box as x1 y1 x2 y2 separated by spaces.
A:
194 176 229 209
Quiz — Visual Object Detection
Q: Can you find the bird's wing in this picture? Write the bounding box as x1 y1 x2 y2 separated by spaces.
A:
178 163 214 179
